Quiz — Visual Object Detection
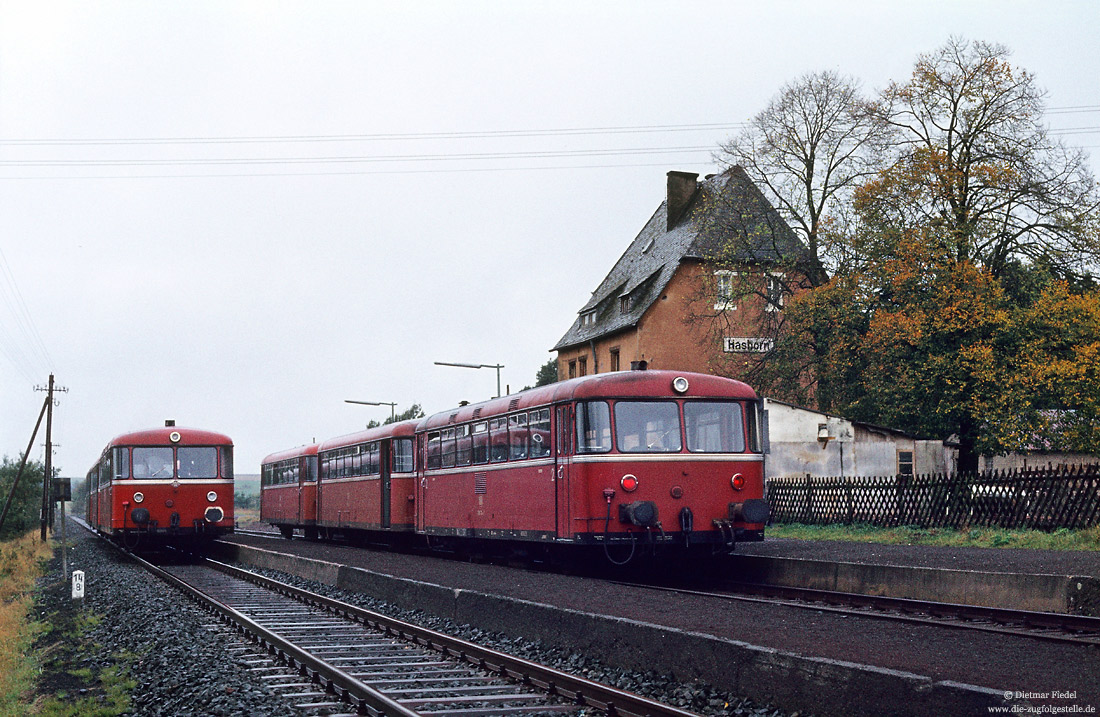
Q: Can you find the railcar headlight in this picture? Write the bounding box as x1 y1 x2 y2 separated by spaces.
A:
731 473 746 491
672 376 690 394
207 491 217 502
169 431 181 443
132 492 144 503
620 474 639 492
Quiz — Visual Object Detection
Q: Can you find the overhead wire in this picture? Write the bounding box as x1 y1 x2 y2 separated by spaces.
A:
0 244 54 384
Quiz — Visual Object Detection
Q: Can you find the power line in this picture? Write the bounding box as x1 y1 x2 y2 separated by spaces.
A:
0 245 53 383
0 156 720 181
0 145 716 168
0 122 748 147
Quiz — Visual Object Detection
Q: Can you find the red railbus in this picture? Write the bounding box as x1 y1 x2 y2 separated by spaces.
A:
85 423 234 547
314 421 418 538
260 369 768 563
259 443 318 539
416 369 767 561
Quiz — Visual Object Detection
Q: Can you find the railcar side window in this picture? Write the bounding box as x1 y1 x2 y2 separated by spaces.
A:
455 425 473 466
575 401 611 453
178 447 218 478
441 428 456 468
471 422 489 464
426 432 441 469
393 438 414 473
133 447 175 479
112 447 129 479
489 418 509 462
529 409 551 458
684 402 746 453
615 401 682 453
509 414 528 460
305 455 318 481
366 442 380 476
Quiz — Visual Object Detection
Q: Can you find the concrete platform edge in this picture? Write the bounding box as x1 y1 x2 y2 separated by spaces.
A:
211 541 1015 717
729 554 1100 614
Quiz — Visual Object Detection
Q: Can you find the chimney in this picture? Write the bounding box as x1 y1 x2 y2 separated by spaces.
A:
666 171 699 231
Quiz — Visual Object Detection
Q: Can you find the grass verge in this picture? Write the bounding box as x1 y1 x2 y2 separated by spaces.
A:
767 522 1100 550
0 530 53 717
1 531 135 717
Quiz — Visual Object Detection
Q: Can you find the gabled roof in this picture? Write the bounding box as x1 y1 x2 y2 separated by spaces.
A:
553 166 803 351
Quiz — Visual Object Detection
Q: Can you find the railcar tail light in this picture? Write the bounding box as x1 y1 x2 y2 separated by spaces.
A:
620 474 639 492
207 491 217 502
731 473 745 491
132 492 144 503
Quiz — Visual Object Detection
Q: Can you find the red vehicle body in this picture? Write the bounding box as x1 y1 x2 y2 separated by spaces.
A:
85 423 234 546
262 369 768 562
259 443 319 538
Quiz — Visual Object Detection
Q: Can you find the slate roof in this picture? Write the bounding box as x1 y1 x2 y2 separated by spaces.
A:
553 166 804 351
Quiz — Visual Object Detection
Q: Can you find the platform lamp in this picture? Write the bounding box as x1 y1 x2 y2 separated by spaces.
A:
345 400 397 422
434 361 504 399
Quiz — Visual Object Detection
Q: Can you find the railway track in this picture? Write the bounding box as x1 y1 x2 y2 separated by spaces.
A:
130 551 701 717
620 579 1100 647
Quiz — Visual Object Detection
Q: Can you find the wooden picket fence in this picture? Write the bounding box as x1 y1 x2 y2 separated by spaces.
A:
765 465 1100 530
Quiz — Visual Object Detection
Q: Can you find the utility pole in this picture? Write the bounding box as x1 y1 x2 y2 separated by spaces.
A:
0 396 48 534
36 374 67 542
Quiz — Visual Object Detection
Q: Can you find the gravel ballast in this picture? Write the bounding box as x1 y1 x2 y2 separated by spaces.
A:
35 522 792 716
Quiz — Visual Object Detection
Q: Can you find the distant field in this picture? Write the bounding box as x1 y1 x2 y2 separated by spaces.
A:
236 474 260 496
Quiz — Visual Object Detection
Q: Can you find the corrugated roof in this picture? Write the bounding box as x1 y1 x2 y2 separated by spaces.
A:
553 166 803 351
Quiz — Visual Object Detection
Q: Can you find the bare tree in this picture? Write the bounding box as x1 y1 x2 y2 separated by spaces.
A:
716 70 889 287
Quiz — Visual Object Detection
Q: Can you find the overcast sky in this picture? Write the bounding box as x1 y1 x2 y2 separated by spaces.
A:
1 1 1098 477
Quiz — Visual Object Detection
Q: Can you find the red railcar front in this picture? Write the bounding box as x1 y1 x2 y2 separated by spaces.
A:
86 424 234 546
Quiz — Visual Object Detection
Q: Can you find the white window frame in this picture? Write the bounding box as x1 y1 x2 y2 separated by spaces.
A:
714 270 737 311
765 271 785 313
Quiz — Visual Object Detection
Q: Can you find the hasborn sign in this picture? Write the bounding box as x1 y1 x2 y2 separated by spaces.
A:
724 337 775 353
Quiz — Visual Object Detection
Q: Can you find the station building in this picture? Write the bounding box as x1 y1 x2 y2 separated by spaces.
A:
552 167 806 380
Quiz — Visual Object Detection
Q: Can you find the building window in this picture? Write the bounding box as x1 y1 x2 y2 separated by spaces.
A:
714 270 736 310
568 360 577 379
578 356 588 376
581 311 595 327
609 348 620 372
766 273 785 312
898 450 914 476
619 295 630 313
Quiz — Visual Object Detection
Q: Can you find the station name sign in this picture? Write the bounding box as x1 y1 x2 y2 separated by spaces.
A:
723 337 775 353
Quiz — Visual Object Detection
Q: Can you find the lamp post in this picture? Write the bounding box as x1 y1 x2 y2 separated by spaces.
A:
344 400 397 422
434 361 504 398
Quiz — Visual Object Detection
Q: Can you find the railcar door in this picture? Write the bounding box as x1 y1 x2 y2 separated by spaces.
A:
299 454 318 526
554 404 573 539
380 439 392 529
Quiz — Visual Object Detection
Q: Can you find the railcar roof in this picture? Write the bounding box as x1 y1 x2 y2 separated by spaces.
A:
417 370 756 430
107 427 233 447
260 442 319 465
317 419 419 453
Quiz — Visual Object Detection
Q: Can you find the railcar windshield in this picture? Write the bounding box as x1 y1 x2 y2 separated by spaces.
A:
576 401 612 453
179 447 219 478
132 447 174 479
615 401 683 453
684 401 746 452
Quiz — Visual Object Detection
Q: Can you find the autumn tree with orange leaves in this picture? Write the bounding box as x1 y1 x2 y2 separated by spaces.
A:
720 38 1100 472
